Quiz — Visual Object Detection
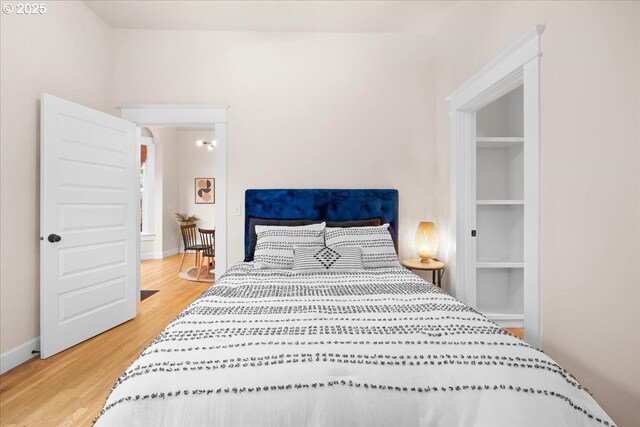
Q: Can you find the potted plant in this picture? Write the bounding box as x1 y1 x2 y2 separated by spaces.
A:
175 213 200 225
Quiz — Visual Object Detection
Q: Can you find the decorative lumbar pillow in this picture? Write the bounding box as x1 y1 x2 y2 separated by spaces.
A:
253 222 326 269
325 224 400 268
325 218 382 228
245 217 321 262
292 246 364 273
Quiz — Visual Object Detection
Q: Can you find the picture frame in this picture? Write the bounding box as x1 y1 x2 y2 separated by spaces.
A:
194 177 215 204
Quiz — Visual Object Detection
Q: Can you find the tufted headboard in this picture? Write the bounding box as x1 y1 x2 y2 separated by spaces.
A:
244 189 399 259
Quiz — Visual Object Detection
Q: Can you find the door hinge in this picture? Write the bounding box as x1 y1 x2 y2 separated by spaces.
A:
471 230 476 237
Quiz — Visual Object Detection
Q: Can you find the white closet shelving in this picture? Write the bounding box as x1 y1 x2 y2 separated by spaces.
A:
474 86 525 327
449 25 542 346
476 200 524 205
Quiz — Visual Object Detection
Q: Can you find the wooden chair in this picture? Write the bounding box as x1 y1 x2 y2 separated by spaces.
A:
178 223 206 273
197 228 215 281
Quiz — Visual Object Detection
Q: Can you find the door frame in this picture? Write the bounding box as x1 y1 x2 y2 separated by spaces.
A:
446 26 543 348
139 135 156 241
118 104 229 298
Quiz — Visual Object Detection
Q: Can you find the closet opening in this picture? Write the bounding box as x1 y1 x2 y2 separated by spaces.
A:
447 26 543 347
475 87 525 331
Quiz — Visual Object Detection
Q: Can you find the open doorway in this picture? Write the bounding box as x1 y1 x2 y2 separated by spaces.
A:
38 97 227 358
118 103 228 301
138 127 217 284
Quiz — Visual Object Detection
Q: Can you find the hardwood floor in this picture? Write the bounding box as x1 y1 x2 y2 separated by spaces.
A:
506 328 525 339
0 254 210 427
1 256 526 426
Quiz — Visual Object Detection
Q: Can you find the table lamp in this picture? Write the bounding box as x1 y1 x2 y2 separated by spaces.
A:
415 221 438 263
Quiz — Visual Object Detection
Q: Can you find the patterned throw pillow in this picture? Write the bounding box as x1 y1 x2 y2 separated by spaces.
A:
292 246 364 273
253 223 326 269
245 217 321 262
325 224 400 268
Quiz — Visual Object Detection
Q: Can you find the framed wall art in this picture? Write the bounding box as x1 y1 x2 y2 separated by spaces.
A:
195 177 215 204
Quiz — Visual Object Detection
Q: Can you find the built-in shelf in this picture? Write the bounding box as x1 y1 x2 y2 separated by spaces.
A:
477 262 524 269
476 138 524 149
484 312 524 320
476 137 524 142
473 87 527 331
476 266 524 327
476 200 524 205
476 140 524 200
484 313 524 328
476 205 524 262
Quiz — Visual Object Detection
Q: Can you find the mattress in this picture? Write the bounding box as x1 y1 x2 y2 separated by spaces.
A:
95 263 614 426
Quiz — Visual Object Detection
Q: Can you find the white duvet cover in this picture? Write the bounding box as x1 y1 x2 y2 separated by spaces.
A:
95 264 614 427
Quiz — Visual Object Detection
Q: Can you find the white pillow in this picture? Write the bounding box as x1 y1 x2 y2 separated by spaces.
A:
293 246 364 274
325 224 400 268
253 222 326 269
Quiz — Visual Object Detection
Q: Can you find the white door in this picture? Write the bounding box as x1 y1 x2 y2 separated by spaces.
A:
40 94 138 358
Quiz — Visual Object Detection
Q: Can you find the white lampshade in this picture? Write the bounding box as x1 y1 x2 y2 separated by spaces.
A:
207 144 214 151
415 221 438 262
196 139 204 146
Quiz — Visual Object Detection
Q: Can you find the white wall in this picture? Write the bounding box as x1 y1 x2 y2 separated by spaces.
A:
177 130 216 229
434 2 640 425
0 2 113 356
146 127 182 254
112 30 437 266
140 130 165 258
140 128 216 259
4 7 637 425
476 86 523 138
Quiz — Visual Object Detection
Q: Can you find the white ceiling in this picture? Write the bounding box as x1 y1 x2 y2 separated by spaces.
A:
83 1 456 34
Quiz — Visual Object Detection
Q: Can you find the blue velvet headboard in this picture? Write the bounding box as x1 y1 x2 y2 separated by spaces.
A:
244 189 399 259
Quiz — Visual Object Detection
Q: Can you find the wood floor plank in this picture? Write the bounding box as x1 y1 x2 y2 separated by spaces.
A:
505 327 525 339
0 254 210 427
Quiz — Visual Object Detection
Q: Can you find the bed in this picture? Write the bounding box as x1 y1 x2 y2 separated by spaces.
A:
95 189 614 426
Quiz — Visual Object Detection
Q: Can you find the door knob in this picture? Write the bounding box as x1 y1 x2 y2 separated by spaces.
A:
47 234 62 243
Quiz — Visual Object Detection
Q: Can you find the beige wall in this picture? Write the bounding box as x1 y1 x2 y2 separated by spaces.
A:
0 2 113 354
434 2 640 425
177 130 216 230
112 30 438 266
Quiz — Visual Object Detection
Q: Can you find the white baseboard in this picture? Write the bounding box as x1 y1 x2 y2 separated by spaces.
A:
1 337 40 374
140 247 180 260
162 247 180 258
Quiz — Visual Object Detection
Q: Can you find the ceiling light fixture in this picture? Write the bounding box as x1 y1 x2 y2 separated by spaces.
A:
196 139 216 151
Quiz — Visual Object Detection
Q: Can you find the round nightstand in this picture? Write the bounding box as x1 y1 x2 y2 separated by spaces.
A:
401 258 445 288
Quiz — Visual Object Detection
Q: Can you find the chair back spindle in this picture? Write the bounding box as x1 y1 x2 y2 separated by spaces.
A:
198 228 215 257
180 223 199 249
177 223 206 274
